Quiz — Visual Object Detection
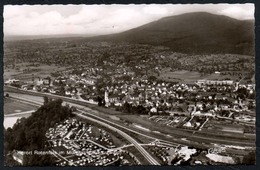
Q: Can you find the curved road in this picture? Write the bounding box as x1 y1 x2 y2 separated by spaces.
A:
5 92 160 165
76 112 160 165
5 86 255 149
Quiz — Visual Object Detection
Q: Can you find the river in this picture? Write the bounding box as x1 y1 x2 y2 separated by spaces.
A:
4 113 32 129
4 117 20 129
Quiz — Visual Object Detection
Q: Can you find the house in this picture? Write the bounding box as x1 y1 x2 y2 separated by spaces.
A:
114 101 123 107
196 80 206 86
43 77 51 85
215 94 226 100
49 88 57 94
83 78 96 85
54 77 66 84
130 94 140 101
33 85 41 92
150 107 157 113
21 85 28 90
196 80 234 86
34 77 43 85
65 90 71 96
40 84 50 92
109 95 119 103
5 78 19 85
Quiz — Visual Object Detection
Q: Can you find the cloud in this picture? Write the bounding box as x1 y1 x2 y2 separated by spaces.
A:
218 6 254 20
142 4 170 15
5 10 67 35
4 5 26 19
4 4 254 36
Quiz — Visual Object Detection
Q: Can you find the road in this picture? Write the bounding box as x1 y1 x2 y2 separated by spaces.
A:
4 110 35 117
216 115 255 126
76 112 160 165
51 149 76 166
75 107 254 148
5 88 255 147
5 87 255 153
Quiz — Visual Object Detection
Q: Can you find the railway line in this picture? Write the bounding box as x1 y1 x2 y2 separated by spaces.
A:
4 86 255 157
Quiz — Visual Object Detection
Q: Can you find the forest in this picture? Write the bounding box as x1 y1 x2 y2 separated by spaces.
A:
4 98 73 166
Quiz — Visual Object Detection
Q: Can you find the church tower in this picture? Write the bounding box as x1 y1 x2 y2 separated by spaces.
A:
104 90 110 107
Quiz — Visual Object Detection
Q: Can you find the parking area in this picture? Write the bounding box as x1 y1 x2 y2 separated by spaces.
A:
45 118 139 166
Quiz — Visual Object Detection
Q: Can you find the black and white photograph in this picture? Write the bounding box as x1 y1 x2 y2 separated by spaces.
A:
3 3 256 166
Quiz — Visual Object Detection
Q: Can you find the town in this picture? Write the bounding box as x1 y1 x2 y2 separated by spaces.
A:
3 4 256 167
4 56 256 165
5 62 255 126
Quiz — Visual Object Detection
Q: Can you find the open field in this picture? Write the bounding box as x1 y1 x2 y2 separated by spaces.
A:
5 92 44 104
4 97 38 115
159 70 202 83
159 70 240 83
4 63 66 81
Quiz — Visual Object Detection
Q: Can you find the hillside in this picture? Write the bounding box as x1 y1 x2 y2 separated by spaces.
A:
4 98 73 166
90 12 254 55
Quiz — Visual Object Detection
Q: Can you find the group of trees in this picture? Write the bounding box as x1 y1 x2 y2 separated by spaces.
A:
241 151 256 164
4 98 73 166
236 87 255 100
116 102 149 115
97 96 105 106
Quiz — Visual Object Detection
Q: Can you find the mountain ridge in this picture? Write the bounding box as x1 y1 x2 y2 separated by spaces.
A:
5 12 254 55
88 12 254 55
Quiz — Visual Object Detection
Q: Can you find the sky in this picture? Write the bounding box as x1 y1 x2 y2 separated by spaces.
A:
4 4 254 36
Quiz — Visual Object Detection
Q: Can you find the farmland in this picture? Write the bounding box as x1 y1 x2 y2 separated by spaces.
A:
4 63 67 82
159 70 203 83
159 70 250 83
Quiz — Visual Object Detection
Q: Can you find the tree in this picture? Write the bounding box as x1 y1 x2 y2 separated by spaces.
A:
177 107 184 112
234 157 241 164
96 78 106 95
4 99 72 166
202 103 206 111
43 96 49 105
97 96 103 106
148 75 157 82
60 86 65 96
242 151 255 164
122 102 131 113
121 75 131 82
237 88 248 97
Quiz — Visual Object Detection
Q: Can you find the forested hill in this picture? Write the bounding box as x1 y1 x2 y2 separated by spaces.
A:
89 12 254 55
4 98 73 166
